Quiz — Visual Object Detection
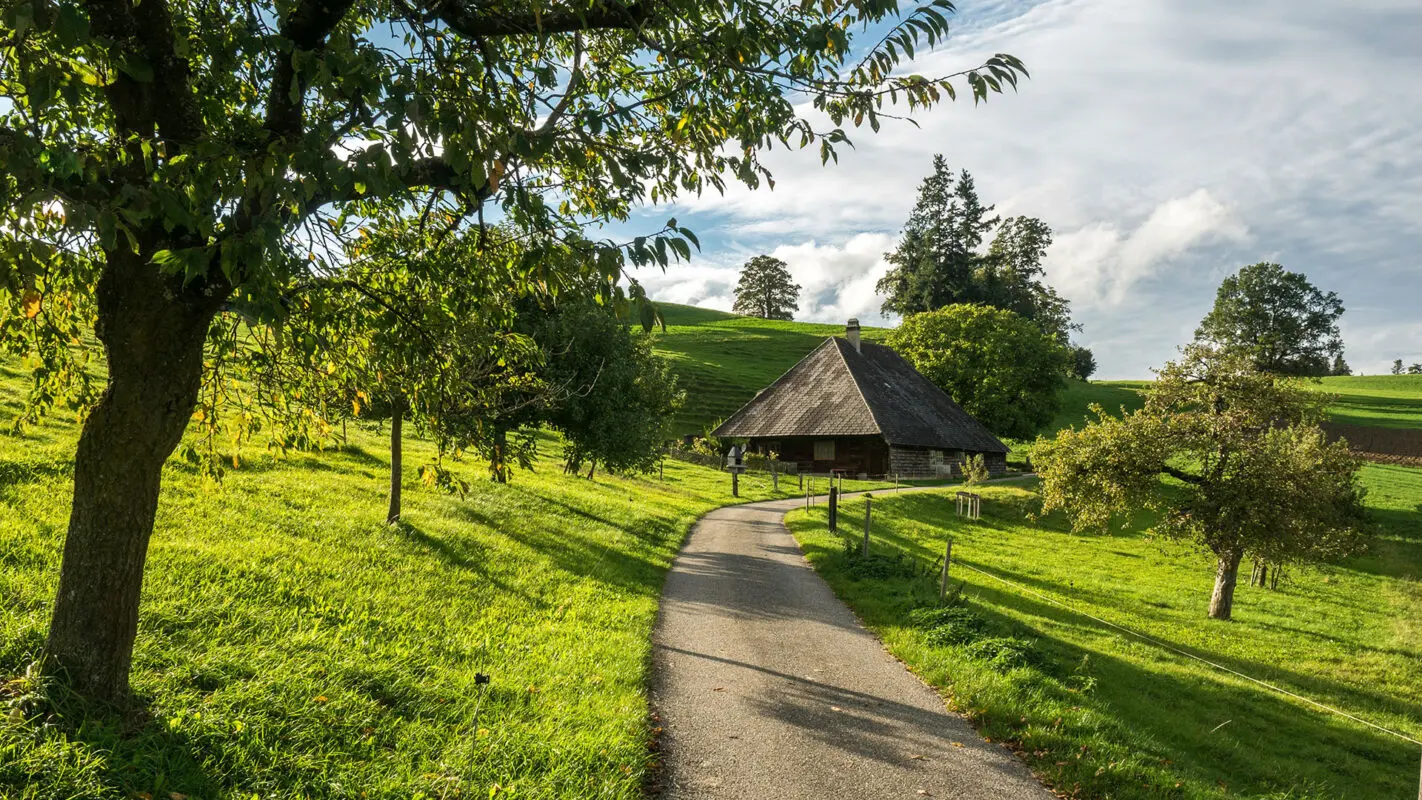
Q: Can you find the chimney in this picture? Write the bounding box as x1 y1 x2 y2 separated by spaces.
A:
845 318 861 352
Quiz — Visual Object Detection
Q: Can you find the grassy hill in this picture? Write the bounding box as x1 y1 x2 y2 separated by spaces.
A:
649 305 1422 438
1308 374 1422 429
788 470 1422 798
0 361 834 799
647 303 888 435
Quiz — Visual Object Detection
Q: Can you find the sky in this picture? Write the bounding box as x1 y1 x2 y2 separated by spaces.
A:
618 0 1422 378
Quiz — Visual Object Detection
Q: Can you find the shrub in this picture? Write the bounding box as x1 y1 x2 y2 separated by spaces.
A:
965 636 1040 671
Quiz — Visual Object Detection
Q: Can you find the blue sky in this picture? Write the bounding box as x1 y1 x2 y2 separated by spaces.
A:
617 0 1422 378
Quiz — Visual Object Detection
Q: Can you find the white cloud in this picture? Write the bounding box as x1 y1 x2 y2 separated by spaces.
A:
1047 189 1249 307
643 0 1422 377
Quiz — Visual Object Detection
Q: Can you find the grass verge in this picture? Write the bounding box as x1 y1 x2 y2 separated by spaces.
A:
785 470 1422 799
0 364 889 799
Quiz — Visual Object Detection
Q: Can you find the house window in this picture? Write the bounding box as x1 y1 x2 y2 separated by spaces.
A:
813 440 836 461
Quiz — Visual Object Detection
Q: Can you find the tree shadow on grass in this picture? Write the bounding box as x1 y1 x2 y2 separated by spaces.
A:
388 520 535 604
2 681 220 800
446 502 667 598
954 569 1422 747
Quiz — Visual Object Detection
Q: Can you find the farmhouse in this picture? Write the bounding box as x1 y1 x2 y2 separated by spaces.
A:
713 319 1009 478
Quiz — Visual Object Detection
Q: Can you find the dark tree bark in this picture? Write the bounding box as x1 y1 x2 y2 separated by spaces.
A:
43 249 222 702
387 403 403 523
1208 548 1244 620
491 426 509 484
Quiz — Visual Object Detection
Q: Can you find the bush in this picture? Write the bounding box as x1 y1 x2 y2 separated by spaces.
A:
913 605 987 646
965 636 1040 671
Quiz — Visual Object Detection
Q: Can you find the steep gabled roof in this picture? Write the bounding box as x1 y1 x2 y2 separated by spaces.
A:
713 337 1009 453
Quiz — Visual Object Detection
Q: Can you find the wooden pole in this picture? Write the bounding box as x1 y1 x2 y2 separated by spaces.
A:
939 538 953 602
732 470 739 498
828 487 838 532
862 495 872 557
772 462 778 492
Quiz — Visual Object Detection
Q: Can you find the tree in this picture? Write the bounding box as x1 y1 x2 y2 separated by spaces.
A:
267 219 552 518
875 161 1078 347
533 300 683 476
886 304 1068 440
1068 345 1097 381
1032 346 1368 620
1411 364 1422 375
1393 359 1405 375
981 216 1073 343
2 0 1029 700
1329 354 1351 376
732 255 800 320
877 158 998 315
1194 263 1345 377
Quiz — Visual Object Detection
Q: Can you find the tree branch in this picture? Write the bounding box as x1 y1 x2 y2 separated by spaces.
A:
263 0 359 140
1161 464 1205 486
430 0 652 37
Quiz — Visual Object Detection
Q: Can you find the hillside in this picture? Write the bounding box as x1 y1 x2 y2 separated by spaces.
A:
787 470 1422 798
0 361 828 799
648 303 888 435
646 304 1422 437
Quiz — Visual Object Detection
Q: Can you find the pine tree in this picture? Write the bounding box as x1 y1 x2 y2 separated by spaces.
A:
982 216 1074 343
732 255 801 320
876 157 998 315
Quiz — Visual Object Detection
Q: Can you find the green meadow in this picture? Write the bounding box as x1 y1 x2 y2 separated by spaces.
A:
0 359 878 800
1308 375 1422 429
646 306 1421 437
646 303 888 435
786 471 1422 798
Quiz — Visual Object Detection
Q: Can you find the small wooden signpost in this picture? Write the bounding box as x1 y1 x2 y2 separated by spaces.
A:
727 445 747 497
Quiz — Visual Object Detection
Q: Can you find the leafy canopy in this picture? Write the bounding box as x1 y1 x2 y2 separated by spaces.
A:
1032 346 1367 598
732 254 800 320
886 303 1067 440
1195 262 1345 377
0 0 1028 417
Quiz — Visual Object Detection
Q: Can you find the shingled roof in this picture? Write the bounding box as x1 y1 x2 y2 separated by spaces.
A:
713 337 1009 453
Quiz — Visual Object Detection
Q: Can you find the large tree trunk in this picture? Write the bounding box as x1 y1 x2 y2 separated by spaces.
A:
1208 549 1245 621
387 404 403 523
44 249 221 703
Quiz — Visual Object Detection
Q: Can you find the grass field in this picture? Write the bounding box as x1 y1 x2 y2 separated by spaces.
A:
0 360 873 800
645 304 888 435
647 304 1422 438
1308 375 1422 429
786 472 1422 799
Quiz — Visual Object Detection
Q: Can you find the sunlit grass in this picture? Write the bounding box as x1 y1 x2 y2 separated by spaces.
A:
0 367 861 799
786 468 1422 799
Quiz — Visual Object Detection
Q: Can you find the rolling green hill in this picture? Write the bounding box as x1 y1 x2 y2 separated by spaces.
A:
648 303 889 435
647 305 1422 436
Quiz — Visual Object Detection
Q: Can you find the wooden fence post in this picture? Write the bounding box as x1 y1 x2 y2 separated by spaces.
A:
828 487 838 532
939 538 953 602
772 462 778 492
862 495 872 557
732 470 739 498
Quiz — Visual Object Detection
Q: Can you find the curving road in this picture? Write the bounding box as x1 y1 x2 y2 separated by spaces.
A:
650 489 1053 799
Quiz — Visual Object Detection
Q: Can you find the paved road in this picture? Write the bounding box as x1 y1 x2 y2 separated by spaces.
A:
650 488 1053 800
